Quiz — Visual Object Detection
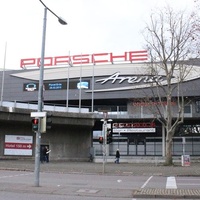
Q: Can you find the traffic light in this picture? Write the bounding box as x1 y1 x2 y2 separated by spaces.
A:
99 136 103 144
40 116 46 133
46 113 52 129
107 129 112 144
32 118 39 132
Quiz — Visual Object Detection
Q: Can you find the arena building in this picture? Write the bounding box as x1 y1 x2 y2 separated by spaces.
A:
1 50 200 159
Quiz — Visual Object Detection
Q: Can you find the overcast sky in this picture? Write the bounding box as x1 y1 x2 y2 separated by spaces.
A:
0 0 195 70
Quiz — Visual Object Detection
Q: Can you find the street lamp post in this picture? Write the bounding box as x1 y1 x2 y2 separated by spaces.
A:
101 112 112 174
102 119 107 174
35 0 67 187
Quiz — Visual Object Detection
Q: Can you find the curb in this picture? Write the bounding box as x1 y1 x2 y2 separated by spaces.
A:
132 189 200 199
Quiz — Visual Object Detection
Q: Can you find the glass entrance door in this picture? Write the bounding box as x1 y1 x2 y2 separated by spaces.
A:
127 137 146 155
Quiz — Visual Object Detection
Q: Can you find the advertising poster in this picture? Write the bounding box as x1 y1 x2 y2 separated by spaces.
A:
4 135 33 156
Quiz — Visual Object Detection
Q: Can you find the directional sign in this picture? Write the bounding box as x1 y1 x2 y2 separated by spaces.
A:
4 135 33 156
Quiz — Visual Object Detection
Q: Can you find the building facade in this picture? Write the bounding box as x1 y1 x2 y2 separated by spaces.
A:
1 55 200 158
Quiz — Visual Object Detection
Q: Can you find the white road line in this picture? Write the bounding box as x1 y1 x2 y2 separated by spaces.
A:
141 176 153 189
179 183 200 185
178 178 200 181
166 176 177 189
0 173 33 179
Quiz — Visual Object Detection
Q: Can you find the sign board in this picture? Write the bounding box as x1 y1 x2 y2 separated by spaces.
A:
112 128 156 133
4 135 33 156
181 155 191 167
20 50 148 68
31 112 46 118
112 122 156 133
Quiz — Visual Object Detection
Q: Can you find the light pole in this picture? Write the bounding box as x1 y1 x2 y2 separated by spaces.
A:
102 118 107 174
101 112 112 174
35 0 67 187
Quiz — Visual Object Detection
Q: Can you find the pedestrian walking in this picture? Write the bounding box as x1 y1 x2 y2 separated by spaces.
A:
115 149 120 164
44 146 51 163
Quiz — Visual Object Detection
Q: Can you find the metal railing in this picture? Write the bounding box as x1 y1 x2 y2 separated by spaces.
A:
0 101 89 113
0 101 196 119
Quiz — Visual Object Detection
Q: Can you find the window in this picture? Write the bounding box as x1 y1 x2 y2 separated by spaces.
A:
196 100 200 113
184 105 191 114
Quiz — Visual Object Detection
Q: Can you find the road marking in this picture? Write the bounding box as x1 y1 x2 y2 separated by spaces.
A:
0 173 33 179
178 178 200 181
166 176 177 189
76 189 99 194
179 183 200 185
141 176 153 189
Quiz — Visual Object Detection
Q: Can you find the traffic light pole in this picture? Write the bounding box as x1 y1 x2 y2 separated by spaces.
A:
102 119 107 174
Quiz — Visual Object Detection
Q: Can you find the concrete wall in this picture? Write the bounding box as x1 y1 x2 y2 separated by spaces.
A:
0 121 93 161
0 108 95 161
0 121 34 157
41 124 92 161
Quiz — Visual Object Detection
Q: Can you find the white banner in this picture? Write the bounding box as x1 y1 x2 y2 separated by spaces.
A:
4 135 33 156
113 128 156 133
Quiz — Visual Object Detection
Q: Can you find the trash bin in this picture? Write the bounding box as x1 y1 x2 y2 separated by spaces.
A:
181 155 190 166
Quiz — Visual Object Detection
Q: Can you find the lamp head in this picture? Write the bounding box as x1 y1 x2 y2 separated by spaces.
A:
58 17 67 25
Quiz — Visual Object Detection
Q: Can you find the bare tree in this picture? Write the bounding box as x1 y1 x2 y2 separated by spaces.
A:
143 6 200 165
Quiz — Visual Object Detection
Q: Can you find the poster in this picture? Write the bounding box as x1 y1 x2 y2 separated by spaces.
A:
4 135 33 156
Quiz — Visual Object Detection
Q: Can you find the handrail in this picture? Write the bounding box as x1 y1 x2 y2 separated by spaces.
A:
0 101 89 113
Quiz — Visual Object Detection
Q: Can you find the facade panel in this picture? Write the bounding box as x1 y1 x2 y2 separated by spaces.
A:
1 61 200 158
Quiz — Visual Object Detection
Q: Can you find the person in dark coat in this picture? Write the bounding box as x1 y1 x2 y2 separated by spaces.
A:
115 149 120 164
43 146 50 163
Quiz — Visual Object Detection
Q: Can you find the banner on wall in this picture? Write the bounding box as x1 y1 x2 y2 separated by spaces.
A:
112 122 156 133
4 135 33 156
113 128 156 133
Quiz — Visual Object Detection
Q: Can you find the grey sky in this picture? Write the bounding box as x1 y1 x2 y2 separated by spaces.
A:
0 0 195 69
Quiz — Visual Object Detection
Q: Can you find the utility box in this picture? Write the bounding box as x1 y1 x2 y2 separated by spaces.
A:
181 155 190 166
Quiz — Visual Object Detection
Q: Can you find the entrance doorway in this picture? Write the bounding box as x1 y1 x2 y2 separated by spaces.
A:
40 145 50 162
127 137 146 155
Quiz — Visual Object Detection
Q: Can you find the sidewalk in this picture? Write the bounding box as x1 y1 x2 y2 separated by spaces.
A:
1 159 200 199
1 159 200 176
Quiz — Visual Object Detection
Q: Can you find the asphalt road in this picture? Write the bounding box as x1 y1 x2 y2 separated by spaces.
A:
1 159 200 199
0 169 200 199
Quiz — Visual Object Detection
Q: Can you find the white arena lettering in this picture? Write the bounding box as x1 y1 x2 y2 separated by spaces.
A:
96 72 164 84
